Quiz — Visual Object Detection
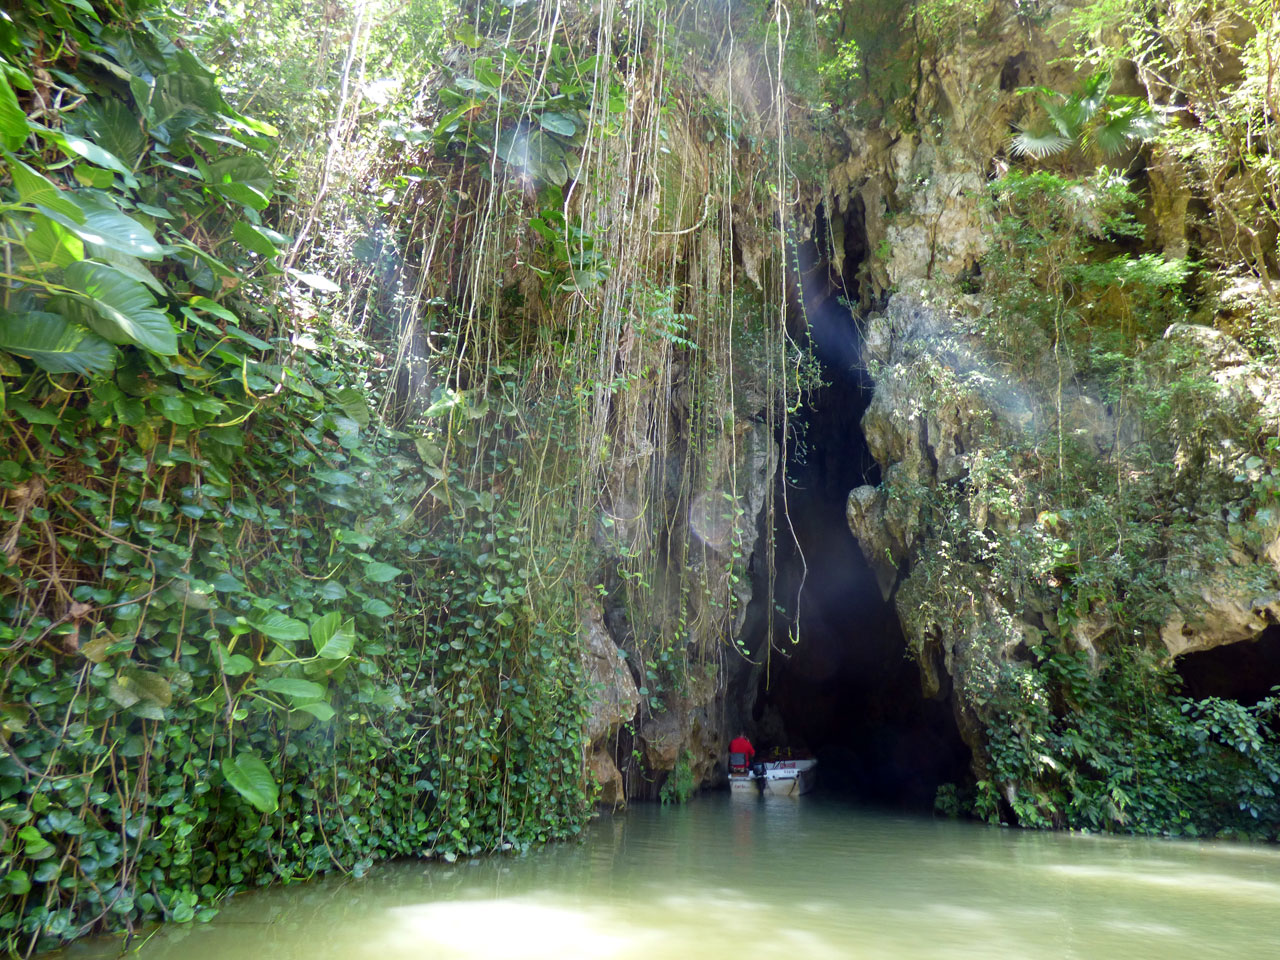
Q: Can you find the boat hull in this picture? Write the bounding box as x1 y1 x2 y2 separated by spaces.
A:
728 759 817 797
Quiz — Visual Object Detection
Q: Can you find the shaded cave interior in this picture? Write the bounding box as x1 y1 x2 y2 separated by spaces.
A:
1176 625 1280 706
739 201 971 809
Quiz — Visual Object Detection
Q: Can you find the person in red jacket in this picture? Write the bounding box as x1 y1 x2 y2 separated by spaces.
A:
728 731 755 773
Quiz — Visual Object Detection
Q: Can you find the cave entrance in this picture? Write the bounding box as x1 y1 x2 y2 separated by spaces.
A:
747 202 971 809
1176 625 1280 705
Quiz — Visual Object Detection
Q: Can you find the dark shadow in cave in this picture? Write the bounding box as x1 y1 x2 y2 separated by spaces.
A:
749 202 971 810
1176 625 1280 705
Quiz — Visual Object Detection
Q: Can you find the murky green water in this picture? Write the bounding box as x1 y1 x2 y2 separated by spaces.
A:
67 794 1280 960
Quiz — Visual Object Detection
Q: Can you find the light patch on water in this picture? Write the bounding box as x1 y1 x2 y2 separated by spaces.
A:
1043 864 1280 902
1097 918 1183 937
926 903 996 925
373 899 651 960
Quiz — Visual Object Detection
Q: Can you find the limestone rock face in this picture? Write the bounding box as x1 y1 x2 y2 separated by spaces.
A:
582 605 640 746
848 288 1280 781
587 748 626 809
593 407 778 800
581 604 641 809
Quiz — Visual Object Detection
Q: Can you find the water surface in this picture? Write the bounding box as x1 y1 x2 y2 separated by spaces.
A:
70 794 1280 959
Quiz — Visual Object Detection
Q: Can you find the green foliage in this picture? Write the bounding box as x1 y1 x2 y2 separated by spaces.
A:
975 645 1280 837
659 750 697 805
1010 73 1160 162
896 163 1280 837
0 3 594 955
0 332 593 954
0 0 284 381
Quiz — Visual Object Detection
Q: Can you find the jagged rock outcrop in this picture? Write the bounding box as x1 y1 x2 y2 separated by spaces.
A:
590 415 779 802
846 287 1280 776
582 604 641 807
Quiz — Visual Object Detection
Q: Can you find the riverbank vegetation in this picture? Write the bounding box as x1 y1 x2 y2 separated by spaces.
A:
0 0 807 952
3 0 1280 953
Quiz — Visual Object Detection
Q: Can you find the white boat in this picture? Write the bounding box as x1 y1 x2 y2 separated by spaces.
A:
729 758 818 797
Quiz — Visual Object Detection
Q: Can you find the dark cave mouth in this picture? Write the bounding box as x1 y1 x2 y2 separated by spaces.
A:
1176 625 1280 706
743 203 972 810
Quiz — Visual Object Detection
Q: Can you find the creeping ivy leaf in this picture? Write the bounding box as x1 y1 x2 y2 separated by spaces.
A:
364 561 402 583
221 752 279 814
250 611 308 642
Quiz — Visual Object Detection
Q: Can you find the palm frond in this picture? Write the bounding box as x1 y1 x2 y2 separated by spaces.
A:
1078 72 1112 118
1042 99 1084 138
1091 102 1162 156
1010 127 1074 159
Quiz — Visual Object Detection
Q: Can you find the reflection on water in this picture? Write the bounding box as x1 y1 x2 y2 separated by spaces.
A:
60 795 1280 960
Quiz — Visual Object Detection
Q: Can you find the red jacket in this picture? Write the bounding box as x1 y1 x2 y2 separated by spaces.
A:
729 736 755 767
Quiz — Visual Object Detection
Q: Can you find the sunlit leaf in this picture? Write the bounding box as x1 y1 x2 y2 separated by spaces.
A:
311 612 356 659
221 752 279 814
0 72 29 150
64 261 178 355
0 309 116 375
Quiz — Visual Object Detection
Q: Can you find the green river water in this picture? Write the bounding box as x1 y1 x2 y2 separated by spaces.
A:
66 794 1280 960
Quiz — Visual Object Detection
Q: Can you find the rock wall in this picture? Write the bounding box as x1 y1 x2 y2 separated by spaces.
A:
846 285 1280 776
582 417 779 805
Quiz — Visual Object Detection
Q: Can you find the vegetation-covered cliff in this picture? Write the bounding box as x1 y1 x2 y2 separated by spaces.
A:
2 0 1280 953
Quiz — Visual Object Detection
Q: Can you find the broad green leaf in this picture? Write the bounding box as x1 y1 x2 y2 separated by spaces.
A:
213 642 254 676
119 667 172 706
296 701 336 722
414 438 444 466
334 386 370 428
251 611 308 642
83 242 165 294
187 295 242 325
10 160 84 221
364 561 402 583
232 220 280 259
287 268 340 293
79 99 147 167
61 132 133 177
0 73 29 150
539 112 577 136
73 164 115 189
156 395 194 424
311 613 356 659
64 261 177 355
221 752 278 814
260 677 326 700
26 215 84 269
0 310 116 375
41 197 164 260
203 156 273 210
